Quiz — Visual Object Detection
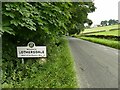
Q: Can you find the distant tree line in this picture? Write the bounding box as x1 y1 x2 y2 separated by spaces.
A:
100 19 119 26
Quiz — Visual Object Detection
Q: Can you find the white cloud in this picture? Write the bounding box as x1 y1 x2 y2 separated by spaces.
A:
88 0 119 25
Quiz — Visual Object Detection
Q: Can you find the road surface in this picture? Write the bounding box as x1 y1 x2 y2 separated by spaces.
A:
68 37 118 88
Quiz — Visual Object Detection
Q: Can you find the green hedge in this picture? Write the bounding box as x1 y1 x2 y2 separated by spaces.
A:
2 37 77 88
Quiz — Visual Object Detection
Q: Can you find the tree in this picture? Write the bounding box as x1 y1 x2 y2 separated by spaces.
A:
67 2 96 35
108 19 119 25
2 1 96 39
100 20 108 26
101 19 119 26
116 20 119 24
2 2 72 45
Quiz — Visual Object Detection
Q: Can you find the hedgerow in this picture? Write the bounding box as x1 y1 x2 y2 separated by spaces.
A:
1 2 95 88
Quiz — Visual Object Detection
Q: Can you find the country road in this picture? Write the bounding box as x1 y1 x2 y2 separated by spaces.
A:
68 37 118 88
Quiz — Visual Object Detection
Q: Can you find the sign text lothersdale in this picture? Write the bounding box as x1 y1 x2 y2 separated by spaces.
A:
17 46 47 58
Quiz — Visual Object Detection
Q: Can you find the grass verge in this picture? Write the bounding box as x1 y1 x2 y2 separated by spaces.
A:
2 37 77 88
78 36 120 50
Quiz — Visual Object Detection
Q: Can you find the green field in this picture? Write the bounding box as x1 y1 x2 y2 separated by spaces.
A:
76 24 120 49
81 24 119 34
86 29 119 36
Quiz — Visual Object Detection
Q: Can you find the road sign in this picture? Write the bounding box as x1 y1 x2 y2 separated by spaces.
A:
17 42 47 58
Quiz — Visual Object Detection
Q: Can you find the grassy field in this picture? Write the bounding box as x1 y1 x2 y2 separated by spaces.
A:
2 37 78 88
86 29 119 36
81 24 119 34
75 24 120 49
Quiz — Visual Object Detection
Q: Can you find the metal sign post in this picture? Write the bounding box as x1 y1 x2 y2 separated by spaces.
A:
22 58 24 64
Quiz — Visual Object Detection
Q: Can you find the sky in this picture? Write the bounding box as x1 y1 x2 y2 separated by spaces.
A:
88 0 120 26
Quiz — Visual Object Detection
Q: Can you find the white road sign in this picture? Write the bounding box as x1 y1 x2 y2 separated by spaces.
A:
17 42 46 58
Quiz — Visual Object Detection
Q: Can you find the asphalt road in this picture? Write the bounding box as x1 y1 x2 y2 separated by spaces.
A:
68 37 118 88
